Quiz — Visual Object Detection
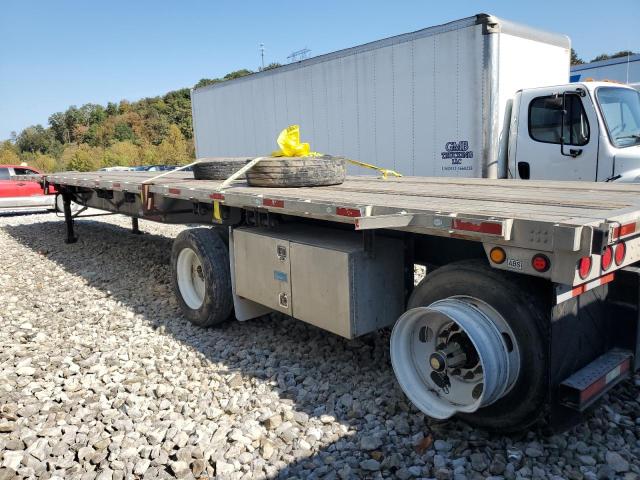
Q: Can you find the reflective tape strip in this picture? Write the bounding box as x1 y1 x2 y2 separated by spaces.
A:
263 198 284 208
168 188 181 195
580 358 630 403
209 193 225 201
611 221 638 240
336 207 361 217
556 273 615 304
452 219 503 236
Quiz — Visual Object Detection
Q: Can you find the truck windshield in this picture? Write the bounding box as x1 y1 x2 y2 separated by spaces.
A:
596 87 640 148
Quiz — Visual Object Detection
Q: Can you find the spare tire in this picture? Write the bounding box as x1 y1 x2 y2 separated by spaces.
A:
193 158 252 180
246 156 346 187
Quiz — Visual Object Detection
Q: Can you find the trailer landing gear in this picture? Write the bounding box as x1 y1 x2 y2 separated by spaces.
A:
62 192 78 244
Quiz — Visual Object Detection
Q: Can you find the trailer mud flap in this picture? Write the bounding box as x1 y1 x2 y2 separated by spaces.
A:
548 267 640 430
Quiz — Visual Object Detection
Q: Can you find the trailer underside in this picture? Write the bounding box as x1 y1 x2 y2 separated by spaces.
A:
46 170 640 286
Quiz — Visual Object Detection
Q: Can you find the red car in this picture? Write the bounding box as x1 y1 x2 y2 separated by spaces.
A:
0 165 56 210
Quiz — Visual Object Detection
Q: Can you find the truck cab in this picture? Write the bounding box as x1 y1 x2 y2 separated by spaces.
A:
509 82 640 182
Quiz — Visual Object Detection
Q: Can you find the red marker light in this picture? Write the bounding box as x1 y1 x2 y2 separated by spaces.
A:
578 256 592 280
601 246 613 271
614 243 626 266
531 254 550 273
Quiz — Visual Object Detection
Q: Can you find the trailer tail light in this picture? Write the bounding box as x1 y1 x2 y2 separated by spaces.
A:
531 254 550 273
578 256 592 280
489 247 506 264
614 242 626 266
601 246 613 271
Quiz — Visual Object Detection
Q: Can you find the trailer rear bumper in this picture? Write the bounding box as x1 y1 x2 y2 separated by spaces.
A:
558 349 632 412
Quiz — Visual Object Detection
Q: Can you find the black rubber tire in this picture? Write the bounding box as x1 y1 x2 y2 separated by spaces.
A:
246 156 346 187
171 228 234 327
406 260 550 432
54 194 80 213
193 158 252 180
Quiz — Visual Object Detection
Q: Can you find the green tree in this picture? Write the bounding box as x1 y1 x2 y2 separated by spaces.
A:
139 140 159 165
48 112 68 143
103 141 140 167
592 53 611 62
162 88 193 139
261 62 282 71
105 102 119 116
223 69 253 80
16 125 54 153
114 122 136 142
64 144 101 171
156 125 190 165
570 49 584 66
611 50 636 59
0 140 20 164
194 78 222 89
29 153 57 172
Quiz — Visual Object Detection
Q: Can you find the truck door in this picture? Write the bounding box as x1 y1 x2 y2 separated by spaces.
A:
11 167 44 196
0 167 21 197
515 89 599 181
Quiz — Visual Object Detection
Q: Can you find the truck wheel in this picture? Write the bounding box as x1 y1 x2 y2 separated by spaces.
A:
171 228 233 327
54 194 80 213
246 156 346 187
391 260 548 431
193 158 252 180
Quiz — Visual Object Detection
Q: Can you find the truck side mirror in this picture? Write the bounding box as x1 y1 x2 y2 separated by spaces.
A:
560 92 584 158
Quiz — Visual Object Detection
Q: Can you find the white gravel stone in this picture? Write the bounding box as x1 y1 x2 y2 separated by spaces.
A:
0 211 639 479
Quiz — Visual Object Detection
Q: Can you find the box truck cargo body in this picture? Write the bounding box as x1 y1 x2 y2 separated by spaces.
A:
192 14 570 178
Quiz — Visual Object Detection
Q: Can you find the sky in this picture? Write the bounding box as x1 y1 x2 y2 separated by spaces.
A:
1 0 638 140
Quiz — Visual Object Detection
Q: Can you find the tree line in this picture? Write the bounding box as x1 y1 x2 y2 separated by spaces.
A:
571 48 636 66
0 66 279 172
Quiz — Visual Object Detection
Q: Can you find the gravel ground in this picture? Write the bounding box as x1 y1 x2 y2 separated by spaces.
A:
1 210 639 480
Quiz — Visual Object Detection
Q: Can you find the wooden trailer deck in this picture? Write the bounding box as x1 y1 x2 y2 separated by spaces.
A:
47 170 640 222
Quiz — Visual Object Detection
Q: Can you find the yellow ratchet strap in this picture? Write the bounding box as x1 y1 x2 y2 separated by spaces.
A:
213 200 222 222
345 158 402 179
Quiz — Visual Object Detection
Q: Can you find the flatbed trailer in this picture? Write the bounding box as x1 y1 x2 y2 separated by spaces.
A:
43 168 640 431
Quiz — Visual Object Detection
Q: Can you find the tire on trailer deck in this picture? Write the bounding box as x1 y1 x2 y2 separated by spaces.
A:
246 156 346 187
193 158 253 180
171 227 234 327
403 259 549 432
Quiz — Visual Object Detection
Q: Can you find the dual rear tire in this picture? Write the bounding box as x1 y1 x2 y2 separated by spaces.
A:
395 261 549 431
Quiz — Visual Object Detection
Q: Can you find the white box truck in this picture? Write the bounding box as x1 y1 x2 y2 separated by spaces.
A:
192 13 640 182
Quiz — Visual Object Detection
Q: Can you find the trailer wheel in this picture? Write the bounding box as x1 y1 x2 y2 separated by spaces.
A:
193 158 253 180
246 156 346 187
392 260 548 432
54 194 80 213
171 228 233 327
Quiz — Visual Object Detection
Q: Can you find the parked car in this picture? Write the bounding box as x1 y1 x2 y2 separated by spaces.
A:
0 165 56 210
98 166 134 172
